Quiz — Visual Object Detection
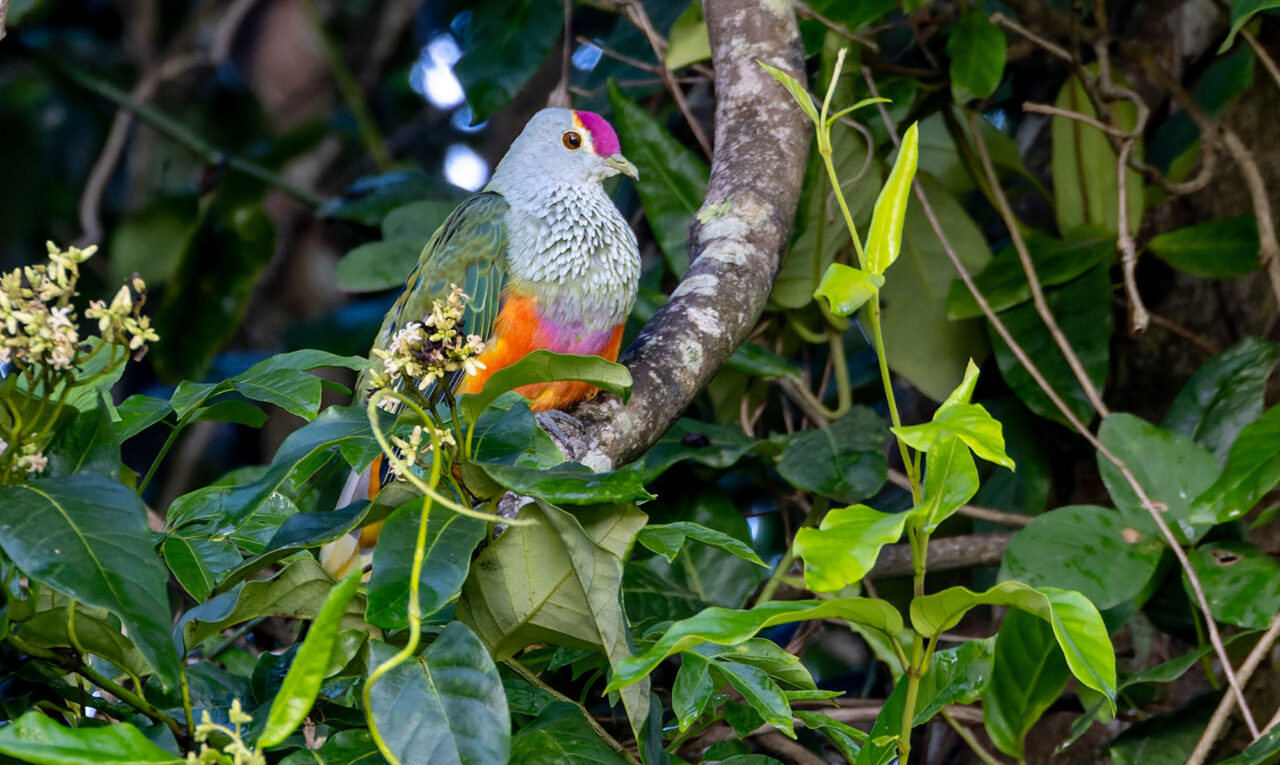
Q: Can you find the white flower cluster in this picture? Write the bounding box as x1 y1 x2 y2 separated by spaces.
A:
369 285 486 406
387 424 456 479
0 437 47 476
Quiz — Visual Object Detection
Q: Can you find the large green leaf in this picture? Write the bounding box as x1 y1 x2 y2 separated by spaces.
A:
454 0 563 120
793 504 908 592
608 598 904 691
879 173 991 401
1222 0 1280 52
945 227 1115 320
161 536 243 602
1001 505 1164 610
715 660 795 737
0 475 180 689
16 606 152 680
1051 73 1142 235
0 711 182 765
1191 404 1280 524
1184 542 1280 629
637 522 766 568
259 572 362 747
948 11 1006 102
775 406 888 503
476 460 654 505
1098 413 1219 544
1147 216 1261 277
609 82 708 277
983 610 1070 759
456 501 651 737
910 580 1115 701
1164 337 1278 461
366 623 510 765
508 702 629 764
230 349 367 420
989 265 1111 425
458 350 632 421
365 498 486 630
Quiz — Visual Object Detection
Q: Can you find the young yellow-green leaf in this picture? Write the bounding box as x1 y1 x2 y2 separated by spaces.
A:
758 60 819 125
866 122 919 274
920 437 979 532
459 350 632 421
941 359 981 408
814 263 885 316
793 504 908 592
258 571 362 747
0 711 182 765
893 402 1014 469
910 581 1115 703
666 0 711 70
606 598 904 691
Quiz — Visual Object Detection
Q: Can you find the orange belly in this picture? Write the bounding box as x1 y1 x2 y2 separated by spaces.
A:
457 294 625 411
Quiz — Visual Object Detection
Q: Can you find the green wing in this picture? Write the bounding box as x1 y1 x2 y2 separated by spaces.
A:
359 191 510 398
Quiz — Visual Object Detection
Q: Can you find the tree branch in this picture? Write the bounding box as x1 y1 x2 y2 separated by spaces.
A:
564 0 810 468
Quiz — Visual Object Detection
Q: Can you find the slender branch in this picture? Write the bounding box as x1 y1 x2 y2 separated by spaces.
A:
755 732 825 765
864 67 1258 738
1241 28 1280 95
1188 610 1280 765
792 0 879 51
1115 140 1149 334
942 708 1003 765
869 533 1014 580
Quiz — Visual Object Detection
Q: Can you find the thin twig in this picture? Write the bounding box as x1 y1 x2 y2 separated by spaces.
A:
0 0 10 42
942 708 1003 765
1023 101 1126 136
1241 28 1280 94
792 0 879 51
887 469 1031 527
755 732 826 765
1188 610 1280 764
1115 139 1149 334
1114 297 1222 355
967 110 1110 418
864 66 1259 737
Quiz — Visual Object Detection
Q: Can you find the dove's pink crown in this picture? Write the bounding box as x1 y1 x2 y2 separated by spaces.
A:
573 110 621 157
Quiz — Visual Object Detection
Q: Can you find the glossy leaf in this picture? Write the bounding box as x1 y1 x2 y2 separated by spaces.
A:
1165 336 1278 461
637 522 766 568
1001 505 1164 610
608 598 904 691
476 459 654 505
715 661 794 737
673 651 716 731
793 504 908 592
366 623 510 765
508 702 629 764
910 580 1115 701
365 498 486 630
814 263 884 316
1098 412 1219 544
948 11 1006 102
337 240 426 294
0 475 180 688
866 122 919 274
1147 216 1261 277
893 402 1014 469
1191 404 1280 523
259 572 362 747
454 0 563 120
724 340 803 380
1218 723 1280 765
989 265 1111 425
114 394 173 441
230 349 368 420
919 436 979 531
0 711 182 765
794 711 865 761
1222 0 1280 52
1051 73 1142 235
161 536 242 602
609 82 708 277
775 406 888 503
1185 542 1280 629
983 610 1070 758
459 350 632 421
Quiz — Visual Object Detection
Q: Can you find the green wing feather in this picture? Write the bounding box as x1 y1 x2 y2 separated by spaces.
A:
358 191 510 398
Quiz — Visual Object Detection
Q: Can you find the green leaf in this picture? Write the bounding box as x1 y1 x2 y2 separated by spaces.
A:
1218 722 1280 765
320 172 438 226
0 475 180 689
1222 0 1280 52
609 82 708 277
608 598 904 691
161 536 242 602
794 711 866 761
637 522 766 568
1165 337 1278 461
673 652 716 731
114 394 173 441
1001 505 1164 610
259 572 362 747
641 418 757 481
893 402 1014 469
45 398 121 479
866 122 919 274
0 711 182 765
1185 542 1280 629
776 406 888 503
814 263 885 316
715 661 794 737
337 240 430 294
459 350 632 421
989 265 1111 425
758 60 819 124
17 606 153 680
919 437 979 532
666 0 710 69
457 501 651 738
945 227 1115 320
1098 413 1220 544
231 349 368 420
365 499 486 630
382 199 460 242
948 11 1006 102
983 610 1070 759
366 624 510 765
724 341 803 380
189 400 266 428
1052 73 1143 235
108 194 196 289
1147 216 1261 277
476 460 654 505
1191 404 1280 523
454 0 563 120
277 730 381 765
909 580 1115 702
793 504 908 592
879 173 991 400
1108 702 1214 765
508 702 629 764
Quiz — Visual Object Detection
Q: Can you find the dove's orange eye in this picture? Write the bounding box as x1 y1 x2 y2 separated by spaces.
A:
562 131 583 150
